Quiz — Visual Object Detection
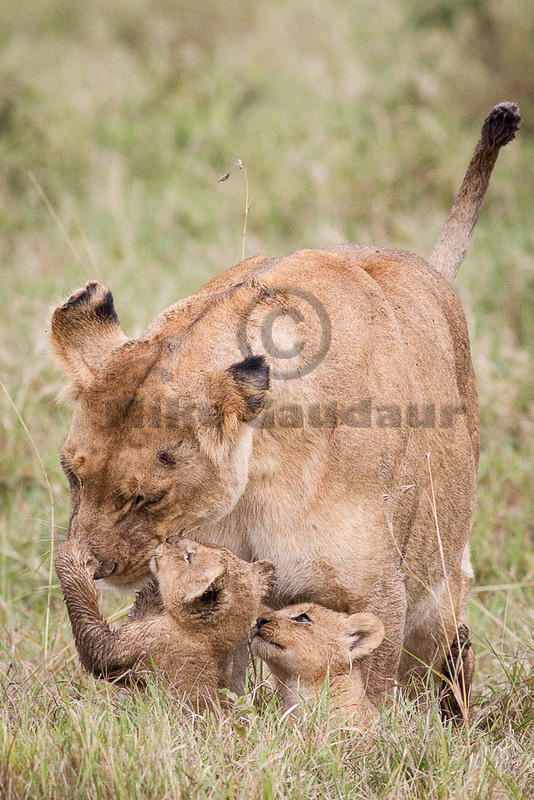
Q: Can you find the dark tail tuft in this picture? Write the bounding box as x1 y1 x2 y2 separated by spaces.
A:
481 102 520 149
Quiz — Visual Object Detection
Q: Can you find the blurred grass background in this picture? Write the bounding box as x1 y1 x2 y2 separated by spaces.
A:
0 0 532 797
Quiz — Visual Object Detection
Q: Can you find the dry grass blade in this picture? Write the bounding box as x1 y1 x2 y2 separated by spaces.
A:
0 378 55 664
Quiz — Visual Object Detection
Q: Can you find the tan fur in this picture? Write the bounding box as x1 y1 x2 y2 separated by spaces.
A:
252 603 384 723
50 103 519 709
55 538 273 710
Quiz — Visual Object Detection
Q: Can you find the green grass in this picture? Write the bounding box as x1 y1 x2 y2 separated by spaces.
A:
1 0 533 797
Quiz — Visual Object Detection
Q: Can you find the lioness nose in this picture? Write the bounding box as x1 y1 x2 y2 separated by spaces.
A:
256 617 270 628
93 560 117 580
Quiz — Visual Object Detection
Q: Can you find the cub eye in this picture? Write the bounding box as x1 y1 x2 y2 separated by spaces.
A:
132 495 145 510
292 613 312 623
65 470 83 491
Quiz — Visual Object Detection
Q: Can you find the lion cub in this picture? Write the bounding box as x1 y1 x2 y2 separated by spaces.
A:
55 538 274 710
251 603 384 723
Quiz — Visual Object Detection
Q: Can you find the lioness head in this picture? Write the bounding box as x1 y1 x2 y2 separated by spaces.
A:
50 282 270 588
251 603 385 685
149 537 274 628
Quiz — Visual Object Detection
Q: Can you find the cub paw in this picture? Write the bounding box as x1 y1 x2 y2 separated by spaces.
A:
55 540 98 577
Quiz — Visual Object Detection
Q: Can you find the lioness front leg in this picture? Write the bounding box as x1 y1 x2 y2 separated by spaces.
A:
359 574 407 707
55 541 149 681
227 638 249 695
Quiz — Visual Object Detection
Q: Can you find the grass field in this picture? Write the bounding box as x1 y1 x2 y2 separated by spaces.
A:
1 0 533 797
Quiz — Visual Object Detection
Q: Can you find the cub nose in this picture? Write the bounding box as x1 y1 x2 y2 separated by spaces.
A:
256 617 270 628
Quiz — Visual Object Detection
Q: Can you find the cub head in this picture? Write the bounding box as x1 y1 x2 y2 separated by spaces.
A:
149 537 274 635
50 282 270 588
251 603 384 685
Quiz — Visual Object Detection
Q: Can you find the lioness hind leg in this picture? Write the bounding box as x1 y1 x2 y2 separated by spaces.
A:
440 623 475 722
228 637 250 695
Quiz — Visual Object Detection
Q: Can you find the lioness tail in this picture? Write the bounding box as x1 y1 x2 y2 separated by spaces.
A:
429 102 520 283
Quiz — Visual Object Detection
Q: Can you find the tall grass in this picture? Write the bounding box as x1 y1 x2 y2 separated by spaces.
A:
0 0 533 797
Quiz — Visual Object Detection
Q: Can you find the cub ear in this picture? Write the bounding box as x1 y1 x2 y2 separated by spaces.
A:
199 355 270 461
251 560 276 596
182 564 227 605
345 613 385 660
50 281 128 391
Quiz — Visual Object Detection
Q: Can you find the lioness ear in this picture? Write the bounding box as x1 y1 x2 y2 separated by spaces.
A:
345 613 385 659
50 281 128 391
252 560 276 596
199 355 270 461
226 355 270 420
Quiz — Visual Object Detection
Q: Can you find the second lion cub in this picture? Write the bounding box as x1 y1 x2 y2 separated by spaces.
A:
252 603 384 723
55 537 274 710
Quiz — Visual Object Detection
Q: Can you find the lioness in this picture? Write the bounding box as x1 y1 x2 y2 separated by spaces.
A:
252 603 384 724
50 103 519 711
55 537 274 709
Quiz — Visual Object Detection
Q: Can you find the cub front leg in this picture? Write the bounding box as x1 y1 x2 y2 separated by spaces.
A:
55 541 146 681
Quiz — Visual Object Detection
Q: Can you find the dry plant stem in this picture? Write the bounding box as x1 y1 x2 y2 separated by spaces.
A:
425 451 468 726
469 596 525 645
217 161 250 261
28 172 83 266
471 582 534 593
75 216 101 278
237 159 250 262
0 378 55 664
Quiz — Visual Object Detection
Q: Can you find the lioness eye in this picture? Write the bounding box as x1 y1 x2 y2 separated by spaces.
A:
292 613 312 623
158 451 176 467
